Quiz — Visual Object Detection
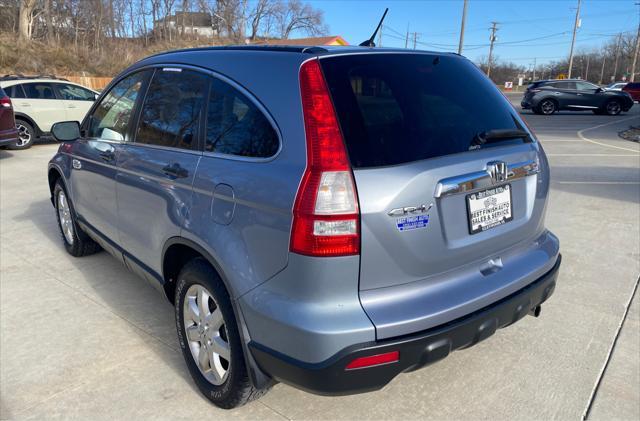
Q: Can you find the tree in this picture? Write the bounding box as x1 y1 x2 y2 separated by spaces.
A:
18 0 39 41
275 0 326 39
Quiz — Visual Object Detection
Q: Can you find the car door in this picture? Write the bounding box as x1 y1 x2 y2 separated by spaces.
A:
551 81 581 108
68 70 150 247
116 67 207 279
574 81 601 109
17 82 66 132
53 82 97 124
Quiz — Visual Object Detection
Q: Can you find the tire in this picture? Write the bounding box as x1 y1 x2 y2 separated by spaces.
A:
8 120 35 150
175 258 270 409
604 100 622 116
53 180 102 257
537 99 557 115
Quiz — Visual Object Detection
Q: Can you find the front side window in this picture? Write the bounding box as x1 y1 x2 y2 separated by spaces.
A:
88 71 147 141
22 83 56 99
135 69 207 150
205 78 279 158
8 84 26 98
55 83 96 101
575 81 598 91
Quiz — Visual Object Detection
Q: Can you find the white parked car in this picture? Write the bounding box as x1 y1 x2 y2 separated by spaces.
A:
0 76 98 149
605 82 628 91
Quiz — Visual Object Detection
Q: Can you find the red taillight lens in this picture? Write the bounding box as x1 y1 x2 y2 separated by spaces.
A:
0 96 11 108
290 59 359 257
345 351 400 370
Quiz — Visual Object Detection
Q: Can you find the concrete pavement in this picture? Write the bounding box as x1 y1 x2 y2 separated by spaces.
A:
1 102 638 420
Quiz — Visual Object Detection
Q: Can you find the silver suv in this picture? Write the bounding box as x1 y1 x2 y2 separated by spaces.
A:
47 46 561 409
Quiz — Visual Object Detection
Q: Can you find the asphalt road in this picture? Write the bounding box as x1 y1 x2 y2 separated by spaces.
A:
1 97 638 420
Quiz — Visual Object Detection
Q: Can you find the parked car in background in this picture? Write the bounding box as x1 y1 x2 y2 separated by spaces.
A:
0 87 19 148
47 46 561 409
622 82 640 102
522 79 634 115
0 75 98 149
605 82 629 91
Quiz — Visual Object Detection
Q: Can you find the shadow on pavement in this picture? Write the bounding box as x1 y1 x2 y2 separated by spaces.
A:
13 197 202 397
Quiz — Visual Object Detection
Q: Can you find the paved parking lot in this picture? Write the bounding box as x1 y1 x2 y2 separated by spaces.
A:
1 99 639 420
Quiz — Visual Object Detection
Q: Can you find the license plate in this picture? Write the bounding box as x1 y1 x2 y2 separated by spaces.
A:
466 184 513 234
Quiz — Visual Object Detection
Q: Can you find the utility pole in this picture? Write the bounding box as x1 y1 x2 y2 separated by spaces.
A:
585 55 590 81
378 23 383 47
599 55 606 84
533 57 537 81
405 23 409 49
411 32 420 49
567 0 581 79
612 33 622 81
458 0 469 55
487 22 498 77
631 2 640 82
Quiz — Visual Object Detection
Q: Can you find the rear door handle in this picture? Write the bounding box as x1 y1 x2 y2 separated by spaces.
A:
162 163 188 179
67 104 77 108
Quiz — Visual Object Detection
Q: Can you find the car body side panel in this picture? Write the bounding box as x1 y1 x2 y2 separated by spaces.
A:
187 155 300 299
238 253 375 364
67 139 120 242
116 144 201 277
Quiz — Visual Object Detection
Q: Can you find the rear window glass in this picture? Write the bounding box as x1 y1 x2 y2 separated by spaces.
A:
320 54 525 168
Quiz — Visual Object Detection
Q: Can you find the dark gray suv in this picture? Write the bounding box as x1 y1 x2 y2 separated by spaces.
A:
47 46 561 408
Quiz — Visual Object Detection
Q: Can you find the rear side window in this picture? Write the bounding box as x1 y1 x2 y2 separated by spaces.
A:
22 83 56 99
205 78 279 158
320 54 525 168
135 69 207 150
55 83 96 101
88 71 148 141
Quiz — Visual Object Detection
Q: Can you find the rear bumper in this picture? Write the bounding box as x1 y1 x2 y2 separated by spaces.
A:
250 254 561 396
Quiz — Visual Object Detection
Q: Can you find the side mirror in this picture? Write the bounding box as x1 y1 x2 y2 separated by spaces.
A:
596 87 604 93
94 93 99 101
51 121 81 142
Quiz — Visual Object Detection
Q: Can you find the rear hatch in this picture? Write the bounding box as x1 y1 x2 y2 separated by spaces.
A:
320 53 547 293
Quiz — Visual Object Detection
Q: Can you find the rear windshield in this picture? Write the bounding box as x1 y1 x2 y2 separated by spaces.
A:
320 54 524 168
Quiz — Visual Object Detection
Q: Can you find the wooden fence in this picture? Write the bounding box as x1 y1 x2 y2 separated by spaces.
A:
63 75 113 91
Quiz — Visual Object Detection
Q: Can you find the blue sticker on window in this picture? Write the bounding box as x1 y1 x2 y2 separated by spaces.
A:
396 214 429 231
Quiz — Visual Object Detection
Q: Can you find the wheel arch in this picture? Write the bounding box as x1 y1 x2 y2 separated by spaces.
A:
161 236 275 389
47 166 65 205
13 113 42 136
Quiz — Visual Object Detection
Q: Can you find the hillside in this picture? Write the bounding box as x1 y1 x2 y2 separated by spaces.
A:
0 35 226 77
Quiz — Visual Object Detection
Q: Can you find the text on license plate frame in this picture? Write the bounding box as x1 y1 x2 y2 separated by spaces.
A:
466 184 513 235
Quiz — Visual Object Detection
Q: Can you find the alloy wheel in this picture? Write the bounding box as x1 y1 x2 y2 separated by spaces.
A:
57 190 74 245
540 100 555 115
183 284 231 385
606 101 621 115
16 123 31 147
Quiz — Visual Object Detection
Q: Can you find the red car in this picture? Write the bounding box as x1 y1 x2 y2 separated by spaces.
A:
622 82 640 102
0 87 19 148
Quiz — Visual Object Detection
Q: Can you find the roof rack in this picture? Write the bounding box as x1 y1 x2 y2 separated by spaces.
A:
147 44 329 59
0 74 69 81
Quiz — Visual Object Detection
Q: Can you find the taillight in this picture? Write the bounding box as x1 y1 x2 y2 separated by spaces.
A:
290 59 360 257
0 96 11 109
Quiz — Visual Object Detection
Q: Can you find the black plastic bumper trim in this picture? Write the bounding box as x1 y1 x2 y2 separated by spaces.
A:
249 254 561 396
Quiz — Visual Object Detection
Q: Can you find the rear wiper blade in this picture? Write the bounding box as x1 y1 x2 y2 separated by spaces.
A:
471 128 531 148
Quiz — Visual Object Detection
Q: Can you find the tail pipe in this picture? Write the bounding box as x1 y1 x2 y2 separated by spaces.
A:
529 305 542 318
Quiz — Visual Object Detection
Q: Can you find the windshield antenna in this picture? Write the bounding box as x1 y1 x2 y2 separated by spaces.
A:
359 8 389 47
